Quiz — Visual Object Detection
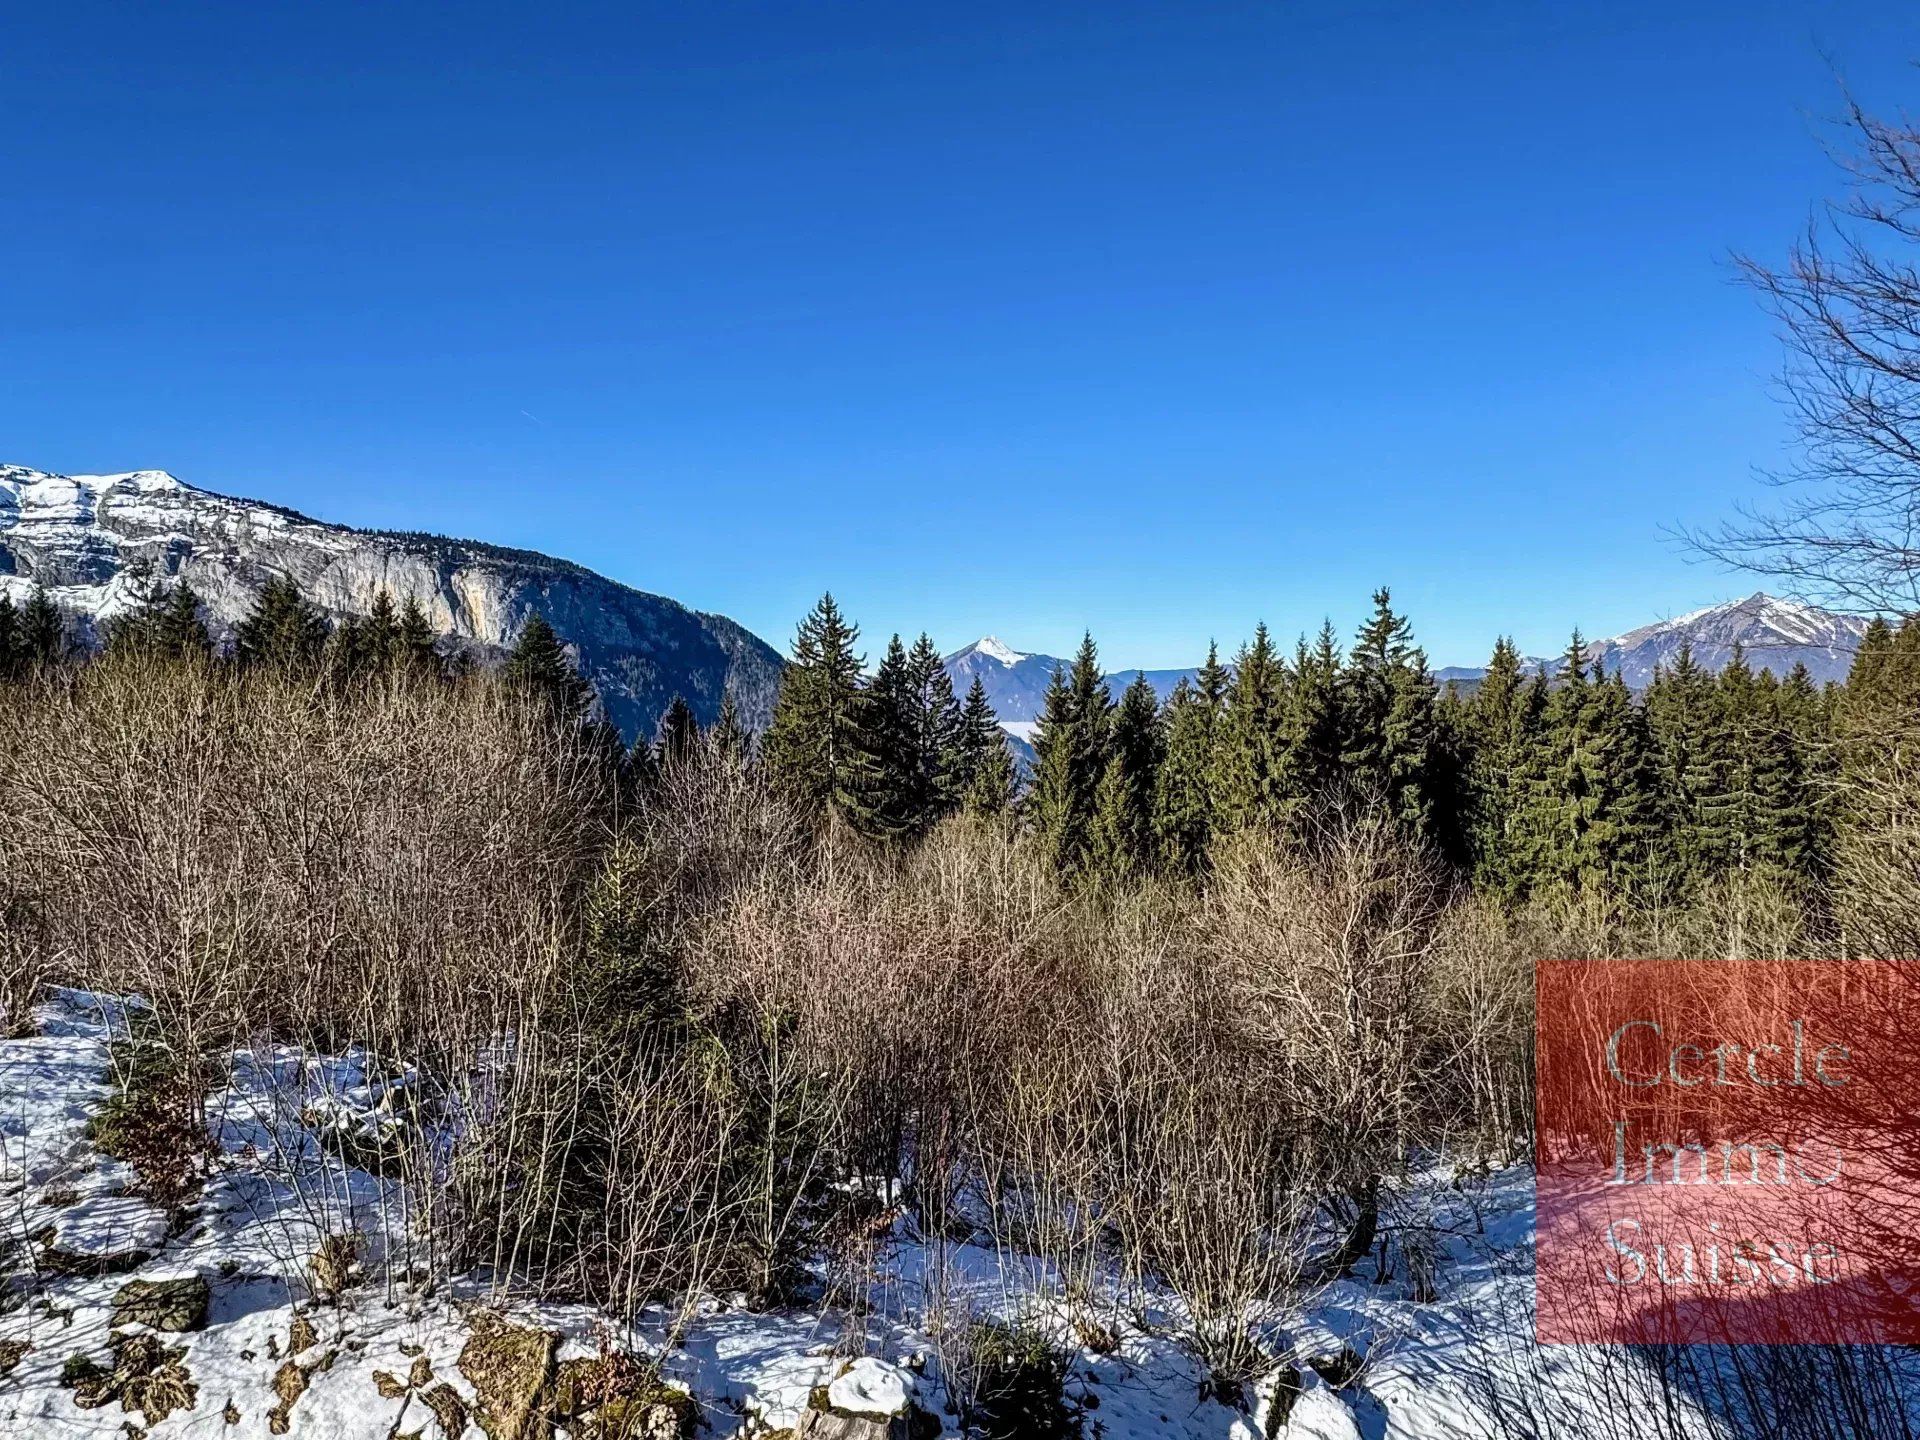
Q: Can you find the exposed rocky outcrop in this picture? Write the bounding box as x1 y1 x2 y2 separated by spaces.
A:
0 464 783 741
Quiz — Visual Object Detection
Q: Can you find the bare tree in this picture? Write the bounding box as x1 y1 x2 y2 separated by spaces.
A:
1696 93 1920 614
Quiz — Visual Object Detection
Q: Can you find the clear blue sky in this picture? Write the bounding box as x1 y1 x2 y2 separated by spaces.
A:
6 2 1917 668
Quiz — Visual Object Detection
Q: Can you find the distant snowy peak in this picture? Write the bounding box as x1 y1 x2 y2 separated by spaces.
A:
1579 592 1868 687
964 635 1029 667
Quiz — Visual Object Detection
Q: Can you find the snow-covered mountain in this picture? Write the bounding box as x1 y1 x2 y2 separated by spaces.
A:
953 593 1870 733
0 464 783 740
1574 592 1867 687
1437 594 1868 689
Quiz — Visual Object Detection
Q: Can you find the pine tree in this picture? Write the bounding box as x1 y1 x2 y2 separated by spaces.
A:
1464 637 1536 894
760 594 868 825
1212 624 1288 833
108 571 209 660
155 581 211 658
19 585 64 669
708 690 752 771
848 634 920 838
1278 623 1348 820
1644 642 1719 896
1028 634 1112 877
0 593 16 678
948 675 1002 801
1089 673 1164 880
963 731 1018 818
394 596 441 672
656 695 700 770
502 613 592 718
1155 644 1228 874
908 634 965 818
234 577 329 671
1343 589 1437 839
364 591 400 662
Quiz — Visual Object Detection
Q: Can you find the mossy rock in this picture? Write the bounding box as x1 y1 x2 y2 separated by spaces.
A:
112 1276 210 1332
552 1352 694 1440
458 1311 558 1440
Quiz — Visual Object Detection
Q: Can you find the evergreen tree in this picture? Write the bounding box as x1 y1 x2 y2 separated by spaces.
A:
908 633 965 817
708 690 752 771
1644 642 1720 896
1028 635 1112 877
760 594 868 825
1464 638 1536 894
502 613 592 718
394 596 441 672
1343 589 1438 838
1089 673 1164 879
1511 634 1657 901
656 695 700 770
154 581 212 659
948 675 1003 801
847 634 921 838
363 591 400 661
19 584 64 669
0 593 16 678
963 731 1018 818
1155 644 1228 874
107 572 209 660
1277 623 1348 820
234 577 329 671
1212 624 1288 833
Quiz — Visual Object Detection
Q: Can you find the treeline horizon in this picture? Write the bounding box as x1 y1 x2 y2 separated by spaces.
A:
3 572 1910 920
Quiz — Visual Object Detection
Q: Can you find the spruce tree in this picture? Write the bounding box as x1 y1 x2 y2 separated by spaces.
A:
19 584 64 669
1029 635 1112 877
1089 673 1164 879
234 577 329 671
364 591 400 662
1645 642 1719 896
0 593 16 678
1465 638 1534 894
395 596 441 672
1212 624 1288 833
155 581 212 659
502 613 592 718
708 690 752 771
963 731 1018 818
908 633 965 818
760 594 868 825
948 675 1003 800
656 695 700 770
848 634 921 838
1343 589 1437 839
1155 645 1227 874
1278 623 1348 821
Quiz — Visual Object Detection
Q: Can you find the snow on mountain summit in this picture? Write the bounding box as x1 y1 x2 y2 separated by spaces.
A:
961 635 1028 667
1580 591 1868 686
0 462 783 740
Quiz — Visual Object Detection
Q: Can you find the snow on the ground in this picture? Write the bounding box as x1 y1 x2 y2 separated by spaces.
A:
0 988 1840 1439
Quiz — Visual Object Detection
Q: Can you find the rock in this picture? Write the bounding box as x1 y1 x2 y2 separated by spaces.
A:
38 1194 169 1275
0 464 784 742
111 1276 210 1332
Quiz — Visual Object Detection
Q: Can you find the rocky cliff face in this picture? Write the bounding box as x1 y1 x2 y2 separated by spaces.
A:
0 464 783 741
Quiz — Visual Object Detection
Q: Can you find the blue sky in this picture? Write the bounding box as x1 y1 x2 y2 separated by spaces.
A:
6 2 1918 668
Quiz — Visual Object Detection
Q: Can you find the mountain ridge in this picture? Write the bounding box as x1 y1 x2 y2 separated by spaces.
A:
946 592 1872 732
0 463 783 741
